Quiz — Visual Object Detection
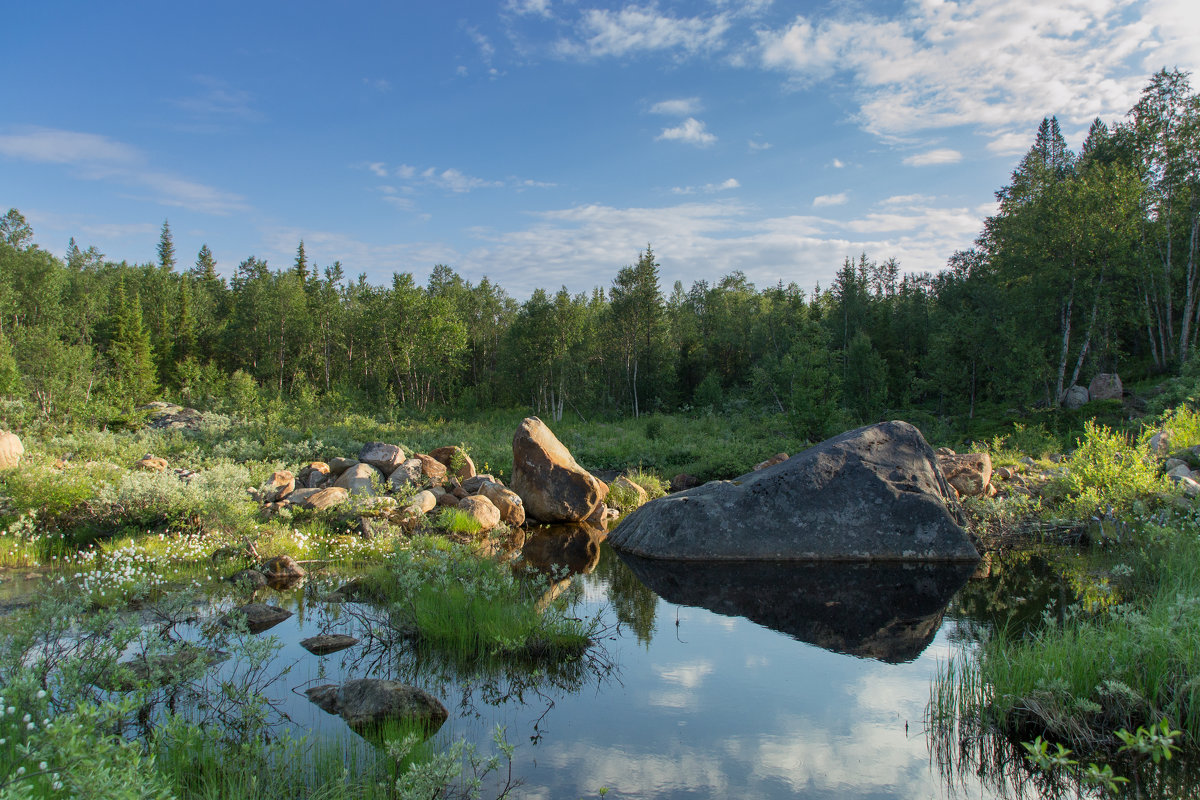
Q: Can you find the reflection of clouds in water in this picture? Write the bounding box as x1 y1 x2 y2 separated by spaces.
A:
745 668 941 795
534 744 731 797
650 659 714 708
744 654 770 669
558 663 943 797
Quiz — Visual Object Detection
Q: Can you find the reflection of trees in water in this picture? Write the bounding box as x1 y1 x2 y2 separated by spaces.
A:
593 544 658 646
946 549 1081 645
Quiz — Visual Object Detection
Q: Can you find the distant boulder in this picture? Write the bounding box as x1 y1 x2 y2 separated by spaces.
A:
1088 373 1123 401
1062 385 1089 409
609 421 978 562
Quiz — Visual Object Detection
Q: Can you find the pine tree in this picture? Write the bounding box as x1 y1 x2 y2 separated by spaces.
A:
157 220 176 272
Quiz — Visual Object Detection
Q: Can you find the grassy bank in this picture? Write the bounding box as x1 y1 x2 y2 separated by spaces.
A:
930 405 1200 793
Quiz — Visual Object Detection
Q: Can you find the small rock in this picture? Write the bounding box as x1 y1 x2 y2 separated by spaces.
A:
462 474 500 494
388 458 425 491
261 555 306 580
358 442 406 474
222 602 292 633
305 678 448 733
412 490 437 514
458 495 501 531
428 445 477 481
301 634 359 655
227 568 268 590
670 473 701 493
1171 474 1200 498
1148 431 1173 458
328 457 359 475
413 453 448 483
333 463 381 497
753 452 789 471
609 475 648 511
479 482 525 526
137 455 169 472
298 487 350 511
436 493 459 508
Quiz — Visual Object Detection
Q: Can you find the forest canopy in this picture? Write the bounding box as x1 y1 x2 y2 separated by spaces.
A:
1 69 1197 436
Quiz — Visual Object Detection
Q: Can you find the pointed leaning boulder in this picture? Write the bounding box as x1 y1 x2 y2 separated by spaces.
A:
510 417 606 523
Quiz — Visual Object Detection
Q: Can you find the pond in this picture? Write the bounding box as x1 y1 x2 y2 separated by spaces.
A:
97 526 1079 800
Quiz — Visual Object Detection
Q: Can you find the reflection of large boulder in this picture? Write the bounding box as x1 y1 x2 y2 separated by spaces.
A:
522 525 605 576
510 417 607 523
617 553 974 662
609 421 977 562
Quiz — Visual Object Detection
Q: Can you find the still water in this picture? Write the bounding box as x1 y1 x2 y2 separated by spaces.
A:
205 531 1058 800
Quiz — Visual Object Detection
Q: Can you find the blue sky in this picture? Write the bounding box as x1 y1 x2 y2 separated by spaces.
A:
2 0 1197 297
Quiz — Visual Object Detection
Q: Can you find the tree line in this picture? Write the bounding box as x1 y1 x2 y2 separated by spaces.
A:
0 69 1196 436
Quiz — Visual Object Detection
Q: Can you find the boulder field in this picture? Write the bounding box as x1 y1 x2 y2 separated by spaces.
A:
608 421 979 562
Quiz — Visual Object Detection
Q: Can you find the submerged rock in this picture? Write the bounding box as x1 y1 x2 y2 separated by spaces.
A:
221 602 292 633
617 553 975 662
301 633 360 655
306 678 448 733
609 421 977 562
510 417 607 523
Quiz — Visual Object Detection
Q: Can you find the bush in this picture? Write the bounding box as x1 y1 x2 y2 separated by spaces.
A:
1051 420 1167 521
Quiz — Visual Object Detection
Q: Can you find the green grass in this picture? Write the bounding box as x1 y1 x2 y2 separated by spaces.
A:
364 536 594 661
432 506 485 536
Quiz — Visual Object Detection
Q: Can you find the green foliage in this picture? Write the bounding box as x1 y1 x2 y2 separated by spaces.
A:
434 506 485 536
365 536 594 660
1051 420 1167 520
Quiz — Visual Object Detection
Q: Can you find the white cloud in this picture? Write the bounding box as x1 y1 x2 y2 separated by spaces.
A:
813 192 848 207
830 158 845 168
450 197 986 296
423 167 504 193
0 129 137 164
555 6 730 59
986 130 1034 156
465 25 496 66
756 1 1200 149
366 162 389 177
172 76 258 120
650 97 702 115
657 117 717 146
504 0 552 17
0 127 246 214
881 193 936 206
748 139 772 151
363 78 392 92
672 178 740 195
903 148 963 166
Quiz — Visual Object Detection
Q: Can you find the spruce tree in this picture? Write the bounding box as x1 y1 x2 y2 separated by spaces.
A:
111 278 158 404
157 220 176 272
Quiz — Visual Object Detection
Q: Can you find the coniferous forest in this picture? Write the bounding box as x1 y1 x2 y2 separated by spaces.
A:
1 69 1197 439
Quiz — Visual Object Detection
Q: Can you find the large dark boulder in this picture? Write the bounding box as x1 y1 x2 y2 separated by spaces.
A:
608 421 978 562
